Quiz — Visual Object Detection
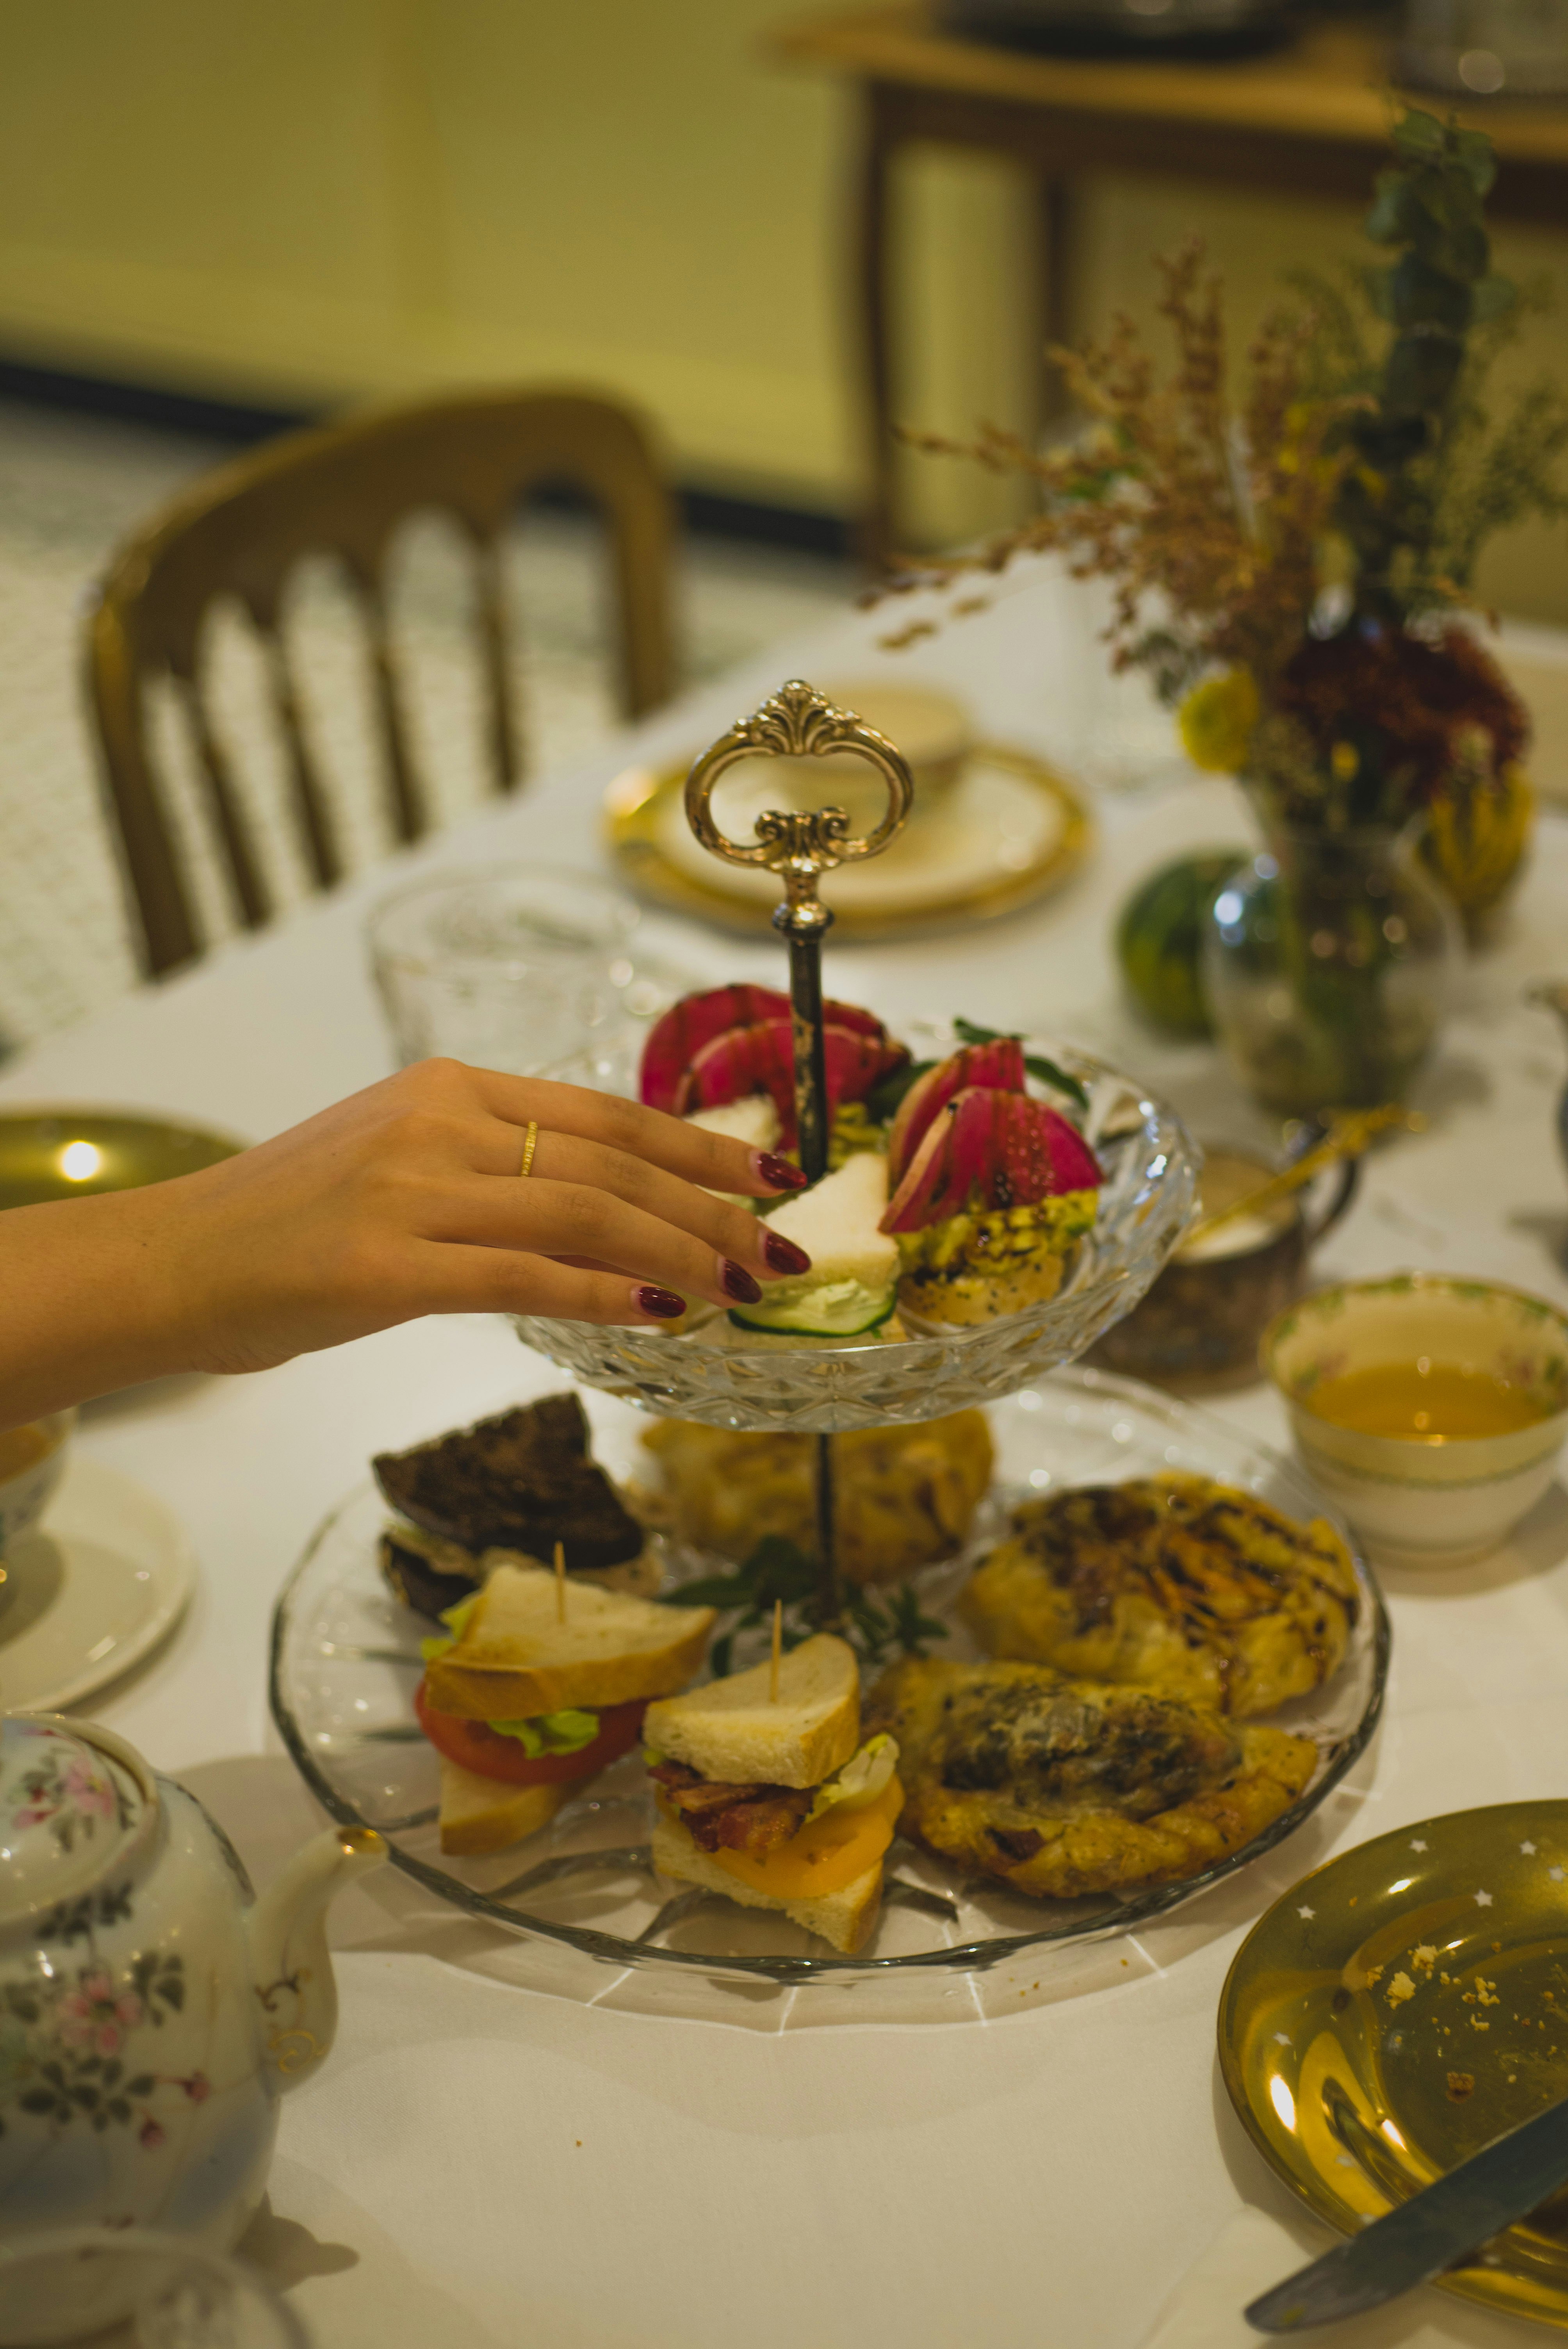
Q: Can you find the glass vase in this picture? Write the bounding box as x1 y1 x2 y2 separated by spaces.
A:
1202 822 1461 1119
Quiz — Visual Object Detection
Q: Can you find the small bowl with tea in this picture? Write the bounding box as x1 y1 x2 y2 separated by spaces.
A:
1090 1142 1355 1391
1262 1274 1568 1567
0 1410 74 1607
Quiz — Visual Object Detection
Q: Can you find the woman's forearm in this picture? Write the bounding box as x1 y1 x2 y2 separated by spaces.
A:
0 1059 811 1430
0 1187 194 1426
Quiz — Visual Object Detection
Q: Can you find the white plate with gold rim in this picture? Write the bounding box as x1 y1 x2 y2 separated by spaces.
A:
604 743 1094 941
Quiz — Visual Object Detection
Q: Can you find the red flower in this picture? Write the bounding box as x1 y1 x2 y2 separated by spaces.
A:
183 2073 211 2104
1276 624 1529 805
139 2120 165 2151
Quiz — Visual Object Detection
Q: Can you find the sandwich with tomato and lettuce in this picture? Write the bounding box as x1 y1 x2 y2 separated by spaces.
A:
416 1563 715 1855
643 1633 902 1954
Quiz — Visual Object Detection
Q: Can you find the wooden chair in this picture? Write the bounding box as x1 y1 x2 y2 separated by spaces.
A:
86 386 677 977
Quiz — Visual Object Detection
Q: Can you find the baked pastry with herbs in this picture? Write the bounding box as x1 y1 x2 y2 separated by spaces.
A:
959 1474 1357 1718
641 1409 993 1583
866 1656 1315 1900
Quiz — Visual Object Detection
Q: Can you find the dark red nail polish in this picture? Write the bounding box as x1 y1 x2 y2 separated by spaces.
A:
755 1151 807 1192
763 1230 812 1276
635 1285 686 1319
720 1258 763 1305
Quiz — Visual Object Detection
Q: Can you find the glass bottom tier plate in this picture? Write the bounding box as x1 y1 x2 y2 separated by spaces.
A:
270 1372 1389 2016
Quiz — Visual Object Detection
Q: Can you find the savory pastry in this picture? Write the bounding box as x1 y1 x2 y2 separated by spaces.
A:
641 1410 994 1584
417 1563 714 1855
645 1634 901 1954
373 1394 656 1620
866 1656 1316 1900
960 1474 1358 1718
880 1039 1101 1328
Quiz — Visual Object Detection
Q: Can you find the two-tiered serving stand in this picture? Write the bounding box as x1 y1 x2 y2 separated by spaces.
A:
271 684 1388 2008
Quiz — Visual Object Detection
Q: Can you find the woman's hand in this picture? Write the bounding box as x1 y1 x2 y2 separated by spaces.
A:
0 1060 811 1421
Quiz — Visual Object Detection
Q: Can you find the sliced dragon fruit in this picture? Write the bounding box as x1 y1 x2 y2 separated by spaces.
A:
639 984 789 1111
639 985 890 1111
886 1038 1027 1187
676 1016 909 1144
881 1088 1101 1233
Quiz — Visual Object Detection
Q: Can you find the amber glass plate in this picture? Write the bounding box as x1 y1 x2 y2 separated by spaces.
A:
0 1109 242 1208
1219 1802 1568 2328
271 1374 1387 2002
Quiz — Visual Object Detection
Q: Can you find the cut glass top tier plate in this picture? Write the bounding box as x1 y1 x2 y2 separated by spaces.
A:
269 1374 1388 2005
1219 1802 1568 2329
513 1029 1197 1433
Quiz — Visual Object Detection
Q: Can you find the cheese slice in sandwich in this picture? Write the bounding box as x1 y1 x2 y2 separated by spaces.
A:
419 1564 715 1855
644 1633 902 1955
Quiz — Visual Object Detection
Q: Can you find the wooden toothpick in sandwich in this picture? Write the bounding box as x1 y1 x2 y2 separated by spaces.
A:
770 1599 783 1704
554 1539 566 1624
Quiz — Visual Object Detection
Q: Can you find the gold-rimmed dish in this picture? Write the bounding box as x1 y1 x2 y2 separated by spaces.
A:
1219 1802 1568 2328
603 742 1094 942
0 1109 244 1210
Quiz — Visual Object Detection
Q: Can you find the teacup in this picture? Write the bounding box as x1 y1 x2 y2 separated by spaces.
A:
717 679 973 834
0 1409 73 1577
1090 1142 1356 1391
1262 1274 1568 1567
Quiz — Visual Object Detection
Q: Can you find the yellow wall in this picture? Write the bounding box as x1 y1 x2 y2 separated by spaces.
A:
0 0 1564 617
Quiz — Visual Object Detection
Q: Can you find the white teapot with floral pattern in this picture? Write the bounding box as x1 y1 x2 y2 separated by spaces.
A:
0 1712 384 2255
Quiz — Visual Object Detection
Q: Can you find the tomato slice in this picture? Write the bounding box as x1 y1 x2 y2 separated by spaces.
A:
414 1679 647 1786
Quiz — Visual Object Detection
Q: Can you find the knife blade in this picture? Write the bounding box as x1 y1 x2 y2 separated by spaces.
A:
1245 2090 1568 2331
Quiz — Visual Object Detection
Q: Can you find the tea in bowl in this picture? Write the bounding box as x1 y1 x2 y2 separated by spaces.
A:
0 1411 74 1596
1262 1275 1568 1567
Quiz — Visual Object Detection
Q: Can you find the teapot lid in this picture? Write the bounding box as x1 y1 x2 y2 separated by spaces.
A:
0 1716 151 1928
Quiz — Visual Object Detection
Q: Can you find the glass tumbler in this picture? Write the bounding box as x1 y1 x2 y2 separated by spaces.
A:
0 2227 310 2348
367 865 640 1076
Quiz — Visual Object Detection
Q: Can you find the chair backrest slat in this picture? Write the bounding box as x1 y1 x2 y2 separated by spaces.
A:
474 532 521 795
258 624 342 890
356 571 427 847
171 674 271 934
87 387 677 977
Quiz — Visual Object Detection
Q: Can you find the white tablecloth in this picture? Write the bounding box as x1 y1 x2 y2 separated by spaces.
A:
8 568 1568 2348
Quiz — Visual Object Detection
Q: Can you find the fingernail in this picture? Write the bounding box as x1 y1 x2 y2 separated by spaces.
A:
754 1151 807 1192
763 1230 812 1276
720 1258 763 1305
634 1285 686 1319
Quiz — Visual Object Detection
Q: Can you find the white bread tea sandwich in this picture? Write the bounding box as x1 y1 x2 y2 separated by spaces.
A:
644 1633 902 1954
417 1563 715 1857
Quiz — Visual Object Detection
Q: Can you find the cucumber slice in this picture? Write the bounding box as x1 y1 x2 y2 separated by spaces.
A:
728 1285 897 1339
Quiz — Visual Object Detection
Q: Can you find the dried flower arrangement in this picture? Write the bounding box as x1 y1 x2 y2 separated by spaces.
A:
886 107 1568 859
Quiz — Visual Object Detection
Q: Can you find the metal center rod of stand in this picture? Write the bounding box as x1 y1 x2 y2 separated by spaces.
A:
780 911 843 1625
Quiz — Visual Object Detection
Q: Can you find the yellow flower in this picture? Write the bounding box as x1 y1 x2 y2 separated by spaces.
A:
1178 670 1261 775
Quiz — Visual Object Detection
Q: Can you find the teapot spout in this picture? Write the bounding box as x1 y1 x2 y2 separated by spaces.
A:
246 1825 385 2093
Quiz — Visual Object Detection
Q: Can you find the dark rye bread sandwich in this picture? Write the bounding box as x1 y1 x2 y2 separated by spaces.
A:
374 1394 655 1621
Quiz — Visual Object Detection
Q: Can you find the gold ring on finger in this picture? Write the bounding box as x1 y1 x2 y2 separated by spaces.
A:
519 1120 540 1180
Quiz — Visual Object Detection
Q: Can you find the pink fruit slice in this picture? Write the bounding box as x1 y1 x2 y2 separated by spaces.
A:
886 1038 1027 1188
881 1089 1101 1233
640 986 788 1111
639 986 889 1112
676 1018 909 1143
